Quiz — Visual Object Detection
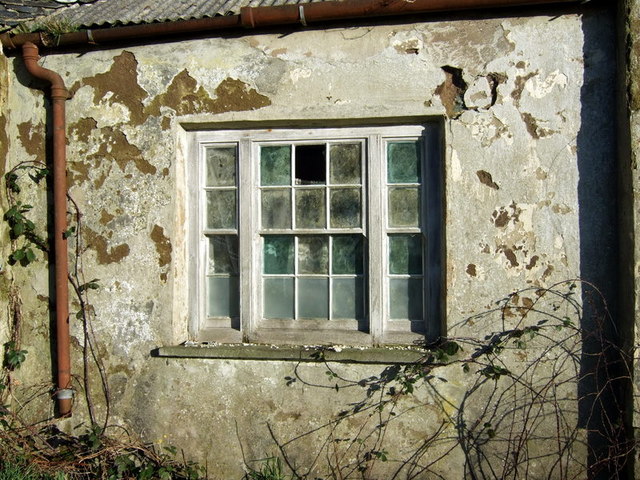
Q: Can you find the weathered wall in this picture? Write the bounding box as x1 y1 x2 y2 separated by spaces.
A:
1 5 620 478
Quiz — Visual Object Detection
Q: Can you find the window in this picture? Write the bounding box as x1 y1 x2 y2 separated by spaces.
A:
188 124 442 345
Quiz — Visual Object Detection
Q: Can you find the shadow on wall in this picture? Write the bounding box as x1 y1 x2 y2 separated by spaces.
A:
576 4 633 479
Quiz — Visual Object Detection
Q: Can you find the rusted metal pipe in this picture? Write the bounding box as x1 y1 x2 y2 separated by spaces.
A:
2 0 583 50
21 42 72 417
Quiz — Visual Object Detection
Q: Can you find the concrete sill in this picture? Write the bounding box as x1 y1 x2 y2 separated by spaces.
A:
154 343 426 364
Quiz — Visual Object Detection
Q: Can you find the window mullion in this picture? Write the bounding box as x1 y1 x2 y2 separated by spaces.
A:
368 135 384 343
239 139 255 341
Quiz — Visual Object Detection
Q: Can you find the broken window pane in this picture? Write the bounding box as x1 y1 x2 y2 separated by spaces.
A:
295 144 326 185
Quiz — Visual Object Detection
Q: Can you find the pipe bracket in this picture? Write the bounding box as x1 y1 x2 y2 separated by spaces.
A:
56 389 74 400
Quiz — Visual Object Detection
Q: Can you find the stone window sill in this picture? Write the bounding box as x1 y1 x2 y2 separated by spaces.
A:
153 343 425 364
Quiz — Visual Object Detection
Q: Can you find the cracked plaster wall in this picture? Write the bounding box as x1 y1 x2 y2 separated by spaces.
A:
1 6 620 478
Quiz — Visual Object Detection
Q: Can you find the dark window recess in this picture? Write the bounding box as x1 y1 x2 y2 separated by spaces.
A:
295 144 326 184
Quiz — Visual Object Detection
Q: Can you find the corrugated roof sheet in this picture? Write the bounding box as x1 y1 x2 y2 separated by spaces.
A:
0 0 94 28
35 0 324 28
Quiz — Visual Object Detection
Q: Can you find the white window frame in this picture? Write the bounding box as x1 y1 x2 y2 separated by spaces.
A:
187 123 442 346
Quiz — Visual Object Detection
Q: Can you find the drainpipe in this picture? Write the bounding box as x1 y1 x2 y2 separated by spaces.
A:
1 0 583 50
21 42 72 417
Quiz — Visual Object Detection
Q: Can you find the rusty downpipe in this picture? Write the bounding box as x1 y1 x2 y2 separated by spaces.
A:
21 42 72 416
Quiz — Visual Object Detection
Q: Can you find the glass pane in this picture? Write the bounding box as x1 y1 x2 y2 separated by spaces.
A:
389 278 423 320
206 190 236 229
264 278 294 319
387 141 420 184
330 144 361 184
388 187 420 227
389 234 423 275
263 236 294 274
295 144 326 185
261 189 292 229
206 147 236 187
298 277 329 319
207 277 239 317
298 236 328 274
261 146 291 186
208 235 239 274
332 278 364 319
330 188 361 228
295 189 326 229
332 235 364 275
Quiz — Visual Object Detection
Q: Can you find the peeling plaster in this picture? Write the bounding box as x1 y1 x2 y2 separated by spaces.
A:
146 71 271 117
71 51 148 126
150 225 172 283
84 227 131 265
476 170 499 190
17 122 44 158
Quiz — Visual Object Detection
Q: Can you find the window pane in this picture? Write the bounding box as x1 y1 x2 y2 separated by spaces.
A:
330 144 361 184
388 187 420 227
298 236 328 274
298 277 329 319
207 277 239 317
261 146 291 186
387 141 420 183
389 234 422 275
295 145 326 185
208 235 239 274
264 278 294 319
330 188 361 228
332 235 364 275
206 190 236 229
332 278 364 319
389 278 423 320
263 236 294 274
261 189 292 229
206 147 236 187
296 188 326 229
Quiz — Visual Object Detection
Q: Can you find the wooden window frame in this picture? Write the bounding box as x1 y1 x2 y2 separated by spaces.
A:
187 124 442 346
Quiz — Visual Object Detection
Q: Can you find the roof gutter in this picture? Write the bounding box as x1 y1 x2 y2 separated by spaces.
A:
1 0 584 50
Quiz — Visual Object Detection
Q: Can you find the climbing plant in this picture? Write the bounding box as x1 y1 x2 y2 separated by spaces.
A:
252 280 633 480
